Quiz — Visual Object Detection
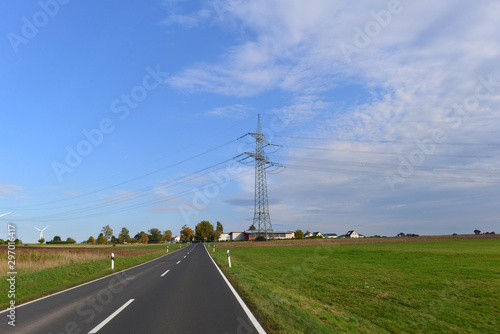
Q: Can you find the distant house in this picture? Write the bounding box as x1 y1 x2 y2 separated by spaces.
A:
344 230 364 238
217 233 230 242
312 232 324 238
324 233 338 238
171 236 180 243
229 232 246 241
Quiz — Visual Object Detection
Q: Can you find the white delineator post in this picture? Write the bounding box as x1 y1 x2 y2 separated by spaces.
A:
213 245 215 252
227 249 231 268
167 245 169 253
111 253 114 269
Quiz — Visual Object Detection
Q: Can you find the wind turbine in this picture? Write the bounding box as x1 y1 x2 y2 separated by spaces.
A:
0 212 11 218
34 226 49 241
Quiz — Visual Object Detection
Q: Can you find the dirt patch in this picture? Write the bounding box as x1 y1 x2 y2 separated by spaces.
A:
213 234 500 249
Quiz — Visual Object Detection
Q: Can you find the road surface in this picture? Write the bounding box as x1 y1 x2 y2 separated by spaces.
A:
0 243 266 334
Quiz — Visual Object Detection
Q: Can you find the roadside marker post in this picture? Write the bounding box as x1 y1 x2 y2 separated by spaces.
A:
111 253 114 269
227 249 231 268
213 244 215 252
167 245 169 253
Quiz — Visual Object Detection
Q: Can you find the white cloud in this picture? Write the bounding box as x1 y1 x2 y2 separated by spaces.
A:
206 104 253 118
0 184 24 199
163 0 500 235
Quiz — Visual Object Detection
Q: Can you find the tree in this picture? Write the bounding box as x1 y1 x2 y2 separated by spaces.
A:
87 236 96 244
180 224 194 243
216 221 224 233
66 237 76 244
52 236 62 243
134 232 143 240
140 232 149 244
164 230 172 242
195 221 215 242
214 221 223 240
305 230 311 237
397 232 406 237
101 225 113 242
96 233 107 244
474 229 481 235
248 224 256 230
38 237 45 244
118 227 130 244
148 228 163 243
295 229 304 239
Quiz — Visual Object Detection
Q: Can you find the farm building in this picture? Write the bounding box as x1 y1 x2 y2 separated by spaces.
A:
244 230 295 240
217 233 230 242
229 231 246 241
324 233 338 238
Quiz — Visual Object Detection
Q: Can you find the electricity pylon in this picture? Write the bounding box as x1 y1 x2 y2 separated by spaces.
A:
241 115 283 239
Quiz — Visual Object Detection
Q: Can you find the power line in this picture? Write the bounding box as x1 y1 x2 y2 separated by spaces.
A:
274 135 500 147
9 158 238 222
283 144 500 159
2 138 237 210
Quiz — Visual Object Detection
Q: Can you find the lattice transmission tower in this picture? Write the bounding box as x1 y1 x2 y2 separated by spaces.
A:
239 114 283 239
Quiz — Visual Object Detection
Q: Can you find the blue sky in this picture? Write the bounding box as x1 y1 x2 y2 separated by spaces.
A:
1 0 499 242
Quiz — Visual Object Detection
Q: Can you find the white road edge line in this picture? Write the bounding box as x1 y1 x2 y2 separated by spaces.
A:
88 299 134 334
0 248 178 314
160 269 170 277
204 246 267 334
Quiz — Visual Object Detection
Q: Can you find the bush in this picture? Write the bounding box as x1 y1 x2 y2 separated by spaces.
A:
255 236 267 241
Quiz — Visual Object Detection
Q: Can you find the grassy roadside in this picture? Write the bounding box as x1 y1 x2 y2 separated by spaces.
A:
209 239 500 333
0 243 182 309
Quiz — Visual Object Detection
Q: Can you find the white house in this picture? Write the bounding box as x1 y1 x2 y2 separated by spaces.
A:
229 231 246 241
217 233 230 242
324 233 338 238
345 230 364 238
171 236 180 243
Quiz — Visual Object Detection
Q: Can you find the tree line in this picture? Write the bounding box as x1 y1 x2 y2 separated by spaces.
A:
85 221 224 245
85 225 174 245
179 221 224 242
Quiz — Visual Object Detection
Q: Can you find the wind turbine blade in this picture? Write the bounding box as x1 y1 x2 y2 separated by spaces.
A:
34 227 42 232
42 226 49 231
0 212 11 218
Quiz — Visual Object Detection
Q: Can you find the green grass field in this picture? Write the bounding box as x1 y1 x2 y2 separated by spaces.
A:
0 243 182 309
210 239 500 333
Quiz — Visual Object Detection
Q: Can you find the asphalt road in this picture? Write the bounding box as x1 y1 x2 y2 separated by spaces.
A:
0 244 266 334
